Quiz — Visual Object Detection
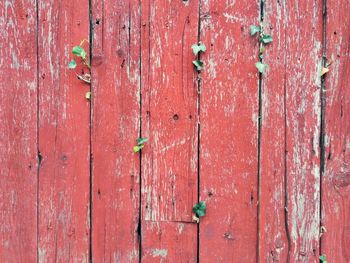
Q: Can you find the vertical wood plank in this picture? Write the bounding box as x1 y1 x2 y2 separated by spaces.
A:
38 1 90 261
140 0 199 261
259 1 289 260
91 1 141 262
322 0 350 261
198 1 259 261
141 0 199 223
0 1 38 261
282 1 322 261
261 1 323 262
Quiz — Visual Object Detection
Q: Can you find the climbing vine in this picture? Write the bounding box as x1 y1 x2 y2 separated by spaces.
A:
68 40 91 99
250 24 273 74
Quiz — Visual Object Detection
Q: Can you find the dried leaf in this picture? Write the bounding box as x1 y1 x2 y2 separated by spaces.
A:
321 67 330 76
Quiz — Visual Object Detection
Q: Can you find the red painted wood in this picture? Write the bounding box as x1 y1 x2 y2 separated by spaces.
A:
37 1 90 261
2 1 350 261
91 1 141 262
258 1 289 261
140 0 199 261
0 1 38 261
322 0 350 261
199 1 260 261
141 0 199 223
141 221 197 263
260 1 323 262
282 1 323 261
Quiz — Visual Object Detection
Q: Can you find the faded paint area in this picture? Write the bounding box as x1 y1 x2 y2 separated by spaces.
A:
151 248 168 258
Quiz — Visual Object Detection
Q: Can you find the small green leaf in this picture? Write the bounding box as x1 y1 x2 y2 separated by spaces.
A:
137 137 148 146
192 43 206 56
193 201 206 217
193 60 203 71
319 255 327 263
133 145 144 153
68 59 77 69
255 62 268 73
72 46 87 59
250 25 260 36
261 34 273 44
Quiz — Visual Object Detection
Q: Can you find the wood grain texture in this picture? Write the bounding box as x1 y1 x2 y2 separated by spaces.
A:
91 0 141 262
261 1 323 262
2 1 350 262
141 0 199 223
140 0 199 261
283 1 323 261
198 1 260 262
322 0 350 261
38 1 90 261
0 0 38 261
141 221 197 263
259 1 289 261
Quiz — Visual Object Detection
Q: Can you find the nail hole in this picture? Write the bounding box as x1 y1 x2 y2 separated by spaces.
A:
173 114 179 121
96 19 100 25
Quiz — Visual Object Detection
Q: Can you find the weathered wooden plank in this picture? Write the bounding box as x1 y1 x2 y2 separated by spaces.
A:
258 1 289 261
140 0 199 261
261 1 323 262
141 0 199 222
91 1 141 262
322 0 350 261
141 221 197 263
0 1 38 261
198 1 260 261
282 1 323 261
37 1 90 261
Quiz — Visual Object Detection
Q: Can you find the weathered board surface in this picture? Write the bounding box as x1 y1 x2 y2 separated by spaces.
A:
259 1 323 262
37 1 90 262
91 0 141 262
140 0 199 262
199 1 260 261
322 0 350 261
259 1 289 261
1 0 350 262
279 1 323 261
0 0 38 262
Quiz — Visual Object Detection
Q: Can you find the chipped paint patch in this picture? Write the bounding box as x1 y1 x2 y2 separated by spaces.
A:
151 249 168 258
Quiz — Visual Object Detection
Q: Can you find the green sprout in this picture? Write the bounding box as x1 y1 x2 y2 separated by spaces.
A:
192 42 206 72
133 137 148 153
68 39 91 84
319 255 327 263
192 201 206 223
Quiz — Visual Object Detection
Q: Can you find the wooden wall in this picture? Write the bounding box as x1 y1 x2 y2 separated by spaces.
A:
0 0 349 262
